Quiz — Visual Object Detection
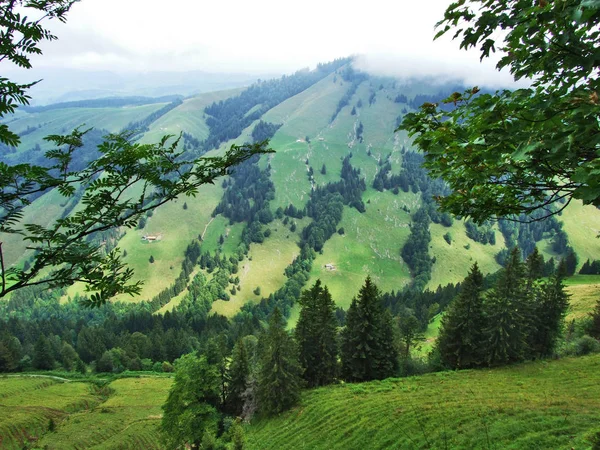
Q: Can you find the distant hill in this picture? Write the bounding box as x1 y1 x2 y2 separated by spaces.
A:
3 59 600 320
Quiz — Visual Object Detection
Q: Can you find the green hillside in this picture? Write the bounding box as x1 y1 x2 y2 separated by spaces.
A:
246 354 600 450
2 355 600 450
4 65 600 315
0 375 172 450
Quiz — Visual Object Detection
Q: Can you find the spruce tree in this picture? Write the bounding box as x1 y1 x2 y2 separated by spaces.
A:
227 339 250 415
258 307 303 415
589 299 600 340
437 262 486 369
32 335 55 371
340 277 397 381
295 280 339 387
528 261 570 357
483 248 530 366
525 247 545 282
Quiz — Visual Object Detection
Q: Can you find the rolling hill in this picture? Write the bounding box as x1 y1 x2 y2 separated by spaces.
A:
2 60 600 319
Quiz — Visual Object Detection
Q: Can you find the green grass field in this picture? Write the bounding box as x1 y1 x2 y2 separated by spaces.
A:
211 218 306 317
37 377 172 450
246 354 600 450
0 376 102 450
429 221 503 290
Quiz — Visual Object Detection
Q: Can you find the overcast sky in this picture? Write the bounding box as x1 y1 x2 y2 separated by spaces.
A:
17 0 519 87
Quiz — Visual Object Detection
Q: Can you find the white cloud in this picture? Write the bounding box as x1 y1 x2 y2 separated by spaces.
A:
18 0 521 87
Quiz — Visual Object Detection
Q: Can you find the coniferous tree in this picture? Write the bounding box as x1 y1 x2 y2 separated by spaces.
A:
437 262 486 369
258 307 303 415
227 338 250 415
525 247 545 282
340 277 398 381
295 280 339 387
32 335 55 371
589 299 600 340
563 247 579 276
483 248 531 366
528 261 570 358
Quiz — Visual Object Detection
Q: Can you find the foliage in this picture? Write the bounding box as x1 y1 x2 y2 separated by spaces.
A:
161 354 220 449
400 0 600 221
0 1 271 305
257 307 303 415
295 280 339 387
340 277 398 381
437 263 486 369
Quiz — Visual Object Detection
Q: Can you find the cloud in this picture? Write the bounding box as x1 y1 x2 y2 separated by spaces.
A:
9 0 524 88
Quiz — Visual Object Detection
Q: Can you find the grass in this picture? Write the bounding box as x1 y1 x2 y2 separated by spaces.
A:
37 377 172 450
565 275 600 321
63 183 224 303
308 191 414 309
246 354 600 450
0 377 101 450
211 218 306 317
559 200 600 269
429 221 503 290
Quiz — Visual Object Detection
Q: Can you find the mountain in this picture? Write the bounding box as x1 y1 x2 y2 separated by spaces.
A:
2 60 600 320
2 67 277 105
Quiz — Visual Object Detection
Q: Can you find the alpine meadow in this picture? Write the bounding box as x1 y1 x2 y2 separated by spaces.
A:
1 0 600 449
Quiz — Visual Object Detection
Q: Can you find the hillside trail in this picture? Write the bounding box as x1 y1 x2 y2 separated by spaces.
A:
201 217 215 241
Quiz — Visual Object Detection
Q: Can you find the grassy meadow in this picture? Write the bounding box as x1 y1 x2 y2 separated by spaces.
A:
0 375 172 450
246 354 600 450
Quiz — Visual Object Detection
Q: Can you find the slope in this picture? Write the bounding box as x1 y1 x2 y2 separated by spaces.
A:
246 354 600 450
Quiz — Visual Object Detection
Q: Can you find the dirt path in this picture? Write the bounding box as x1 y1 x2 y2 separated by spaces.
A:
201 217 215 241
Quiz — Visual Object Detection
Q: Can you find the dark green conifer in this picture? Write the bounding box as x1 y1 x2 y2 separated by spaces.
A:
525 247 545 282
437 262 486 369
227 339 250 415
484 248 530 366
528 261 570 357
32 335 55 371
258 307 303 415
295 280 339 387
340 276 398 381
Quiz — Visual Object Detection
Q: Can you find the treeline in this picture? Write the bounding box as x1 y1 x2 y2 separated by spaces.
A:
21 95 184 113
465 219 496 245
203 58 349 150
301 155 366 251
437 248 570 368
330 66 368 122
213 155 275 245
251 121 282 143
122 98 183 137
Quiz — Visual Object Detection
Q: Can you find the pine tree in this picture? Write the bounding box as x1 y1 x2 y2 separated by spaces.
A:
340 276 397 381
295 280 339 387
483 248 531 366
564 247 578 276
528 261 570 357
227 339 250 415
525 247 545 282
32 335 55 371
589 299 600 340
257 307 303 415
437 262 486 369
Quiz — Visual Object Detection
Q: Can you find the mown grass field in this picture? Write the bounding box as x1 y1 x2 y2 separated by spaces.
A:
0 376 102 450
38 377 172 449
246 354 600 450
565 275 600 321
0 376 173 450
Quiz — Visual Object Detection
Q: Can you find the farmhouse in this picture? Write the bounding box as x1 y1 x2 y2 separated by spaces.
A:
142 233 163 243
